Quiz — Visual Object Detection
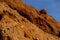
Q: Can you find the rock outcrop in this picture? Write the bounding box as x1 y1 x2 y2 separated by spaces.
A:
2 0 60 37
0 0 60 40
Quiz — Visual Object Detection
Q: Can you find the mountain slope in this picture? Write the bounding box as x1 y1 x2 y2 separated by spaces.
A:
2 0 60 37
0 0 60 40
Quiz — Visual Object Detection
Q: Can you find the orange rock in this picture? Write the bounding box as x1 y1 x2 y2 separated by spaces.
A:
0 0 60 40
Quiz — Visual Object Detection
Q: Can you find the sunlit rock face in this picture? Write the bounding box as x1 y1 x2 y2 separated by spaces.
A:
0 0 60 40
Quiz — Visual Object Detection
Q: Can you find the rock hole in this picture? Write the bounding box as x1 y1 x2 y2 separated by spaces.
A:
7 36 11 40
0 29 3 40
33 38 38 40
8 13 13 16
3 10 5 13
19 11 32 22
3 10 13 16
24 32 30 38
3 30 6 33
21 19 25 22
0 14 3 20
8 4 17 10
57 32 60 37
7 28 10 30
47 23 54 33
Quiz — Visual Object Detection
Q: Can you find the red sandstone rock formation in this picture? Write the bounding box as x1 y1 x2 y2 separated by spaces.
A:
0 0 60 40
2 0 60 37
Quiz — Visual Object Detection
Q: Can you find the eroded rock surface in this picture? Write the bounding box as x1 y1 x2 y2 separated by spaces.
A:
1 0 60 37
0 0 60 40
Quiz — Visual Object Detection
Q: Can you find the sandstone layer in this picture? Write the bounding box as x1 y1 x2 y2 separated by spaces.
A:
2 0 60 37
0 0 60 40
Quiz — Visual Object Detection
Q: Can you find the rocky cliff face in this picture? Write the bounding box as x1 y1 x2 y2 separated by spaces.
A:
0 0 60 40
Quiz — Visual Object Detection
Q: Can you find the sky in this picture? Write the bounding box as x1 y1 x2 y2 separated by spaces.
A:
23 0 60 22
